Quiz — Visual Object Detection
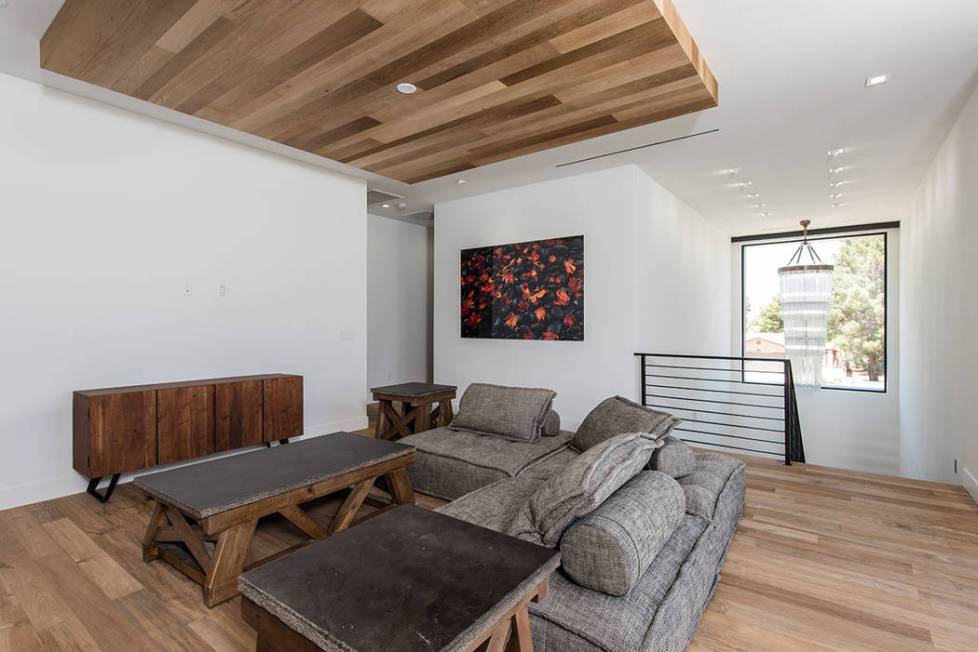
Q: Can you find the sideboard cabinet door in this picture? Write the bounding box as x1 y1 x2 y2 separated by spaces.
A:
157 385 215 465
76 390 157 477
263 376 303 442
215 380 263 451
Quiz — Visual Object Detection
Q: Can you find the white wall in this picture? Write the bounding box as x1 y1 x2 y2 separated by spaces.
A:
367 215 432 391
902 81 978 495
0 73 368 510
433 166 730 429
730 231 901 475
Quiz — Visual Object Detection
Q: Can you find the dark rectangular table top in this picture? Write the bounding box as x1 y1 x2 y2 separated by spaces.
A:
134 433 413 518
239 505 560 652
371 382 457 399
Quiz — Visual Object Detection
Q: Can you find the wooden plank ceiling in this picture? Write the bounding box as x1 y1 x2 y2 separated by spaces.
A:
40 0 718 184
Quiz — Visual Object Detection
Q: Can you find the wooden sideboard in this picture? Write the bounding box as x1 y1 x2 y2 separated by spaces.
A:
73 374 303 502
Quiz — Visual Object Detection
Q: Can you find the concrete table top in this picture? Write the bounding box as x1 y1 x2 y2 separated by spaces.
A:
239 505 560 651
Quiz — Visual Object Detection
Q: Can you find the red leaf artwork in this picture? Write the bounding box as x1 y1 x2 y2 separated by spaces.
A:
461 235 583 340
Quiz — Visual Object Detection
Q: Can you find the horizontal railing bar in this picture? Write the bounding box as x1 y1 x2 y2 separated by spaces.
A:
647 394 784 410
644 363 785 375
646 405 784 422
644 373 786 386
673 427 784 446
680 439 784 457
645 383 784 399
677 418 783 433
636 352 789 364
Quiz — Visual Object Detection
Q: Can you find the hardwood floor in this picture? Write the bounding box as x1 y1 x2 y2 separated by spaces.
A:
1 454 976 651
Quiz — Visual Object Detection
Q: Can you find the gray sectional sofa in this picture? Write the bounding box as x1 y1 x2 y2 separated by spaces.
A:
398 387 746 652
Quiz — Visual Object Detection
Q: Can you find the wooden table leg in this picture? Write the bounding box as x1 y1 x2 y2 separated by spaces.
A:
414 400 432 433
508 601 533 652
142 501 167 562
375 399 391 438
386 467 416 505
204 519 258 607
330 478 375 535
437 399 454 427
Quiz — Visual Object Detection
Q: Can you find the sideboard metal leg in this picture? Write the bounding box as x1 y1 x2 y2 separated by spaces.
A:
87 474 120 503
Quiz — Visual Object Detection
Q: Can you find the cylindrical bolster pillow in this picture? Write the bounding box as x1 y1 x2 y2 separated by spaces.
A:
651 436 696 478
560 471 685 596
541 409 561 436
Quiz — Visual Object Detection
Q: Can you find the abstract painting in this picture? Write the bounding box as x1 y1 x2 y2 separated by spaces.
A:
461 235 584 340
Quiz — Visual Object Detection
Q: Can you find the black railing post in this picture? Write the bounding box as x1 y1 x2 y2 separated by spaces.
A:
640 354 647 406
783 360 792 466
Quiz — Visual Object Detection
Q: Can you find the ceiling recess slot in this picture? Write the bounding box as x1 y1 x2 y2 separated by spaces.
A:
367 188 404 206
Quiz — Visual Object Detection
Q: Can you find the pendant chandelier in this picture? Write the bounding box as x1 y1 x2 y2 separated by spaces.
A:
778 220 834 387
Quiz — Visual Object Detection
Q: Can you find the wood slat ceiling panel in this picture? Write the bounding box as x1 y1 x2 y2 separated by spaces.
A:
41 0 718 184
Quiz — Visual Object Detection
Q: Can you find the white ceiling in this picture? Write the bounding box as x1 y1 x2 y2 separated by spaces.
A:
3 0 978 236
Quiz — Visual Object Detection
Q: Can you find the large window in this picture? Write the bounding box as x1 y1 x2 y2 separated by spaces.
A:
742 233 887 391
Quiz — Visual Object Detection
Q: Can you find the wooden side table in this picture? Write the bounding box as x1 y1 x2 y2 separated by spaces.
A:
371 382 457 440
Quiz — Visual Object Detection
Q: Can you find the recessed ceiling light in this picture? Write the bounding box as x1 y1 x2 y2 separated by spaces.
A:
751 203 767 210
758 211 773 217
735 180 753 190
744 192 760 199
832 202 847 209
396 82 418 95
865 74 890 88
720 167 741 176
827 148 847 158
457 179 467 185
829 193 845 200
827 166 849 176
397 202 408 210
381 203 391 208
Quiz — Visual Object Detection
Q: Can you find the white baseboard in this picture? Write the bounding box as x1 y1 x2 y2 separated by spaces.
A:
0 415 371 512
963 467 978 506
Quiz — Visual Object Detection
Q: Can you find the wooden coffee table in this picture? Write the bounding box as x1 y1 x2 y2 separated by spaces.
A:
371 382 457 440
135 432 415 607
239 505 560 651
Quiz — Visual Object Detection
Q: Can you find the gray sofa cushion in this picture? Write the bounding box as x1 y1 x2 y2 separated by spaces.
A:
521 447 578 480
541 409 561 437
651 436 696 478
678 452 744 520
529 456 746 652
450 383 556 442
508 433 660 546
435 475 545 532
399 427 573 501
571 396 677 452
561 471 685 596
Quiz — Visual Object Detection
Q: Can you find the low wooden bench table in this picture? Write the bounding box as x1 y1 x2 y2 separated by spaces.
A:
135 432 415 607
239 505 560 651
371 382 458 440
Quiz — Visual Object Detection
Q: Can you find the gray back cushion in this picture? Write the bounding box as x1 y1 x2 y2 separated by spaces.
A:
561 471 685 596
650 436 696 478
572 396 678 452
541 409 561 437
450 383 556 442
507 432 660 546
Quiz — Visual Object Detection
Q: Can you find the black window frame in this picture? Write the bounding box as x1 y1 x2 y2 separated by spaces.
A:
739 231 889 394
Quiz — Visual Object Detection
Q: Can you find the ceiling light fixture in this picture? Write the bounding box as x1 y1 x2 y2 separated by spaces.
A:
827 148 846 158
827 166 849 176
828 181 846 188
735 180 753 190
831 202 847 209
751 203 767 209
865 74 890 88
744 193 760 199
720 167 741 176
457 179 467 185
395 82 418 95
758 211 773 217
829 193 845 200
381 203 391 208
